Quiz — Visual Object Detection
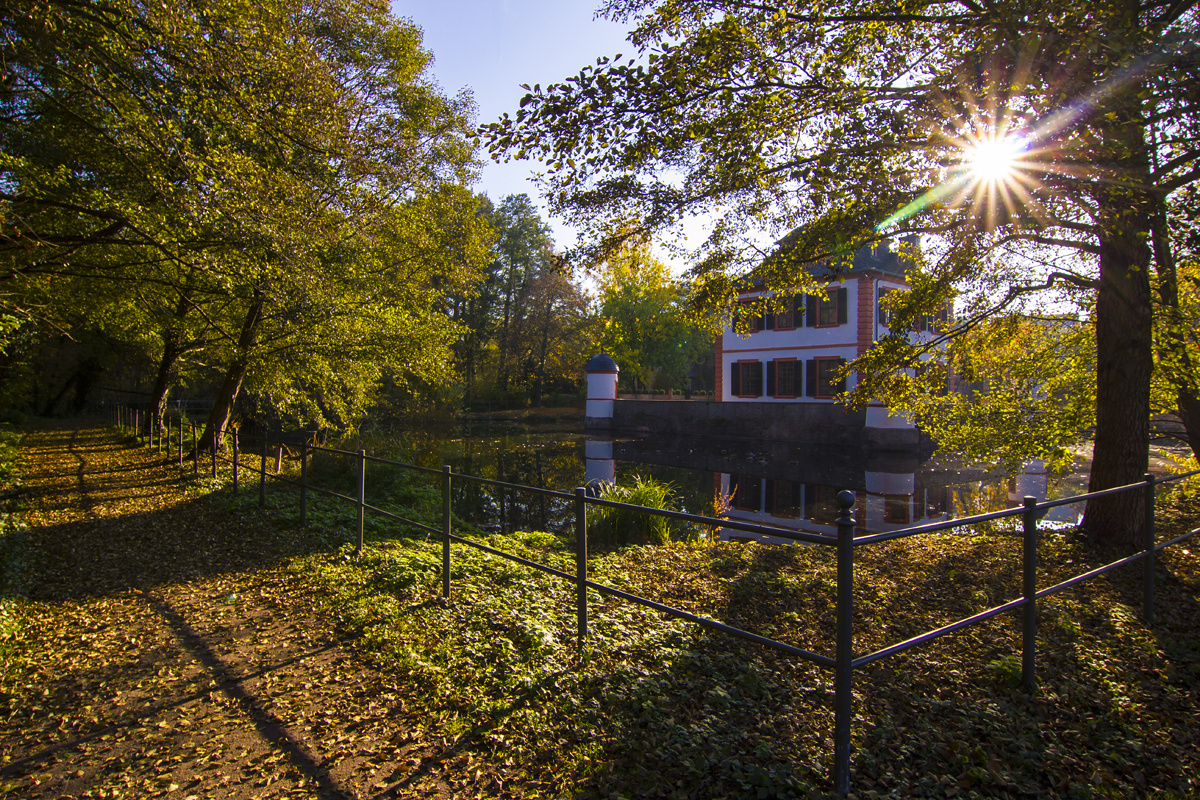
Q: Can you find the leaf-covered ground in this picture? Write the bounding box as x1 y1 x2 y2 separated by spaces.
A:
1 423 1198 799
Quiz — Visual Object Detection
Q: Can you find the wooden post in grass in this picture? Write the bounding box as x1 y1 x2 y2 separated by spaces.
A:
232 431 239 495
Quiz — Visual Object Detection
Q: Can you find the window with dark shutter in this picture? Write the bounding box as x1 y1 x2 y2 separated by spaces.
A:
735 361 762 397
808 287 848 326
775 359 796 396
806 359 818 397
766 360 776 396
813 357 847 397
730 362 740 395
805 294 818 327
746 361 762 397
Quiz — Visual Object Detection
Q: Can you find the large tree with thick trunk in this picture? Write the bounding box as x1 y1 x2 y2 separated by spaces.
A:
485 0 1200 548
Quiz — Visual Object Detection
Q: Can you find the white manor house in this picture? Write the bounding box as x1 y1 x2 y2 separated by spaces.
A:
715 238 947 434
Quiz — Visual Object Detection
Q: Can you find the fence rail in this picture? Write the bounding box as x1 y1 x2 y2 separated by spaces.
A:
105 404 1200 796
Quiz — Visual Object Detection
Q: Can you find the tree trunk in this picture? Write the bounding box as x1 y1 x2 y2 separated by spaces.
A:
146 331 182 435
145 293 195 434
1081 214 1153 549
1177 390 1200 458
200 293 264 452
533 311 550 406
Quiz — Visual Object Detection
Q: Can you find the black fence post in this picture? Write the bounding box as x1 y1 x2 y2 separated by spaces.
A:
833 489 856 796
211 426 218 480
300 440 307 527
1143 472 1156 624
575 487 588 649
1022 495 1038 693
260 436 267 508
356 449 365 555
232 431 239 495
177 419 183 467
442 465 452 598
192 421 198 475
135 410 140 444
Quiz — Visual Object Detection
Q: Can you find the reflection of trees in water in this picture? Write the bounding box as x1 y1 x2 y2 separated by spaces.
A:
313 427 1085 539
451 438 583 535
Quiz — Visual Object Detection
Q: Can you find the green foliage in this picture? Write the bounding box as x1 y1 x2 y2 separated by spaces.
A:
857 315 1096 474
452 194 597 410
598 238 712 392
1 0 488 428
589 475 691 545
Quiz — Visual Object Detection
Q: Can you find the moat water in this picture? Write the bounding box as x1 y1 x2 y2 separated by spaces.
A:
343 420 1102 542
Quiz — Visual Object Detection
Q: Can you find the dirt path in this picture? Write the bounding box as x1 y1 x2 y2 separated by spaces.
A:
0 426 464 799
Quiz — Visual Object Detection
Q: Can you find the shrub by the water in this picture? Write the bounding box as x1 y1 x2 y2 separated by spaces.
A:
589 475 687 545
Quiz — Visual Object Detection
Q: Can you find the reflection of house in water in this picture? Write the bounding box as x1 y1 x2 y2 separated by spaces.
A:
719 471 953 545
583 433 1081 544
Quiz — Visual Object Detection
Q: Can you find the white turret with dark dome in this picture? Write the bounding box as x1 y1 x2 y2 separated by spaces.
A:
584 352 619 429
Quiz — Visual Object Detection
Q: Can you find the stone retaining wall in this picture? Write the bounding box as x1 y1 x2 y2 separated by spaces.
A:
601 399 924 449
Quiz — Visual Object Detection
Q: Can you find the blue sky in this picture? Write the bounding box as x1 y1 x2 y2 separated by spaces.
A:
390 0 632 245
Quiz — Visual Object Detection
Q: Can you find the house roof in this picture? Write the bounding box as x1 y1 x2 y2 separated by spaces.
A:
761 234 918 283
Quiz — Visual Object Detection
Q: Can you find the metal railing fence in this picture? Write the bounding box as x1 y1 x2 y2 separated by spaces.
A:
106 405 1200 796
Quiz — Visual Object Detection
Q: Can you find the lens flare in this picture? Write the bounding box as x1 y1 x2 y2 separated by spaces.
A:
967 135 1027 183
